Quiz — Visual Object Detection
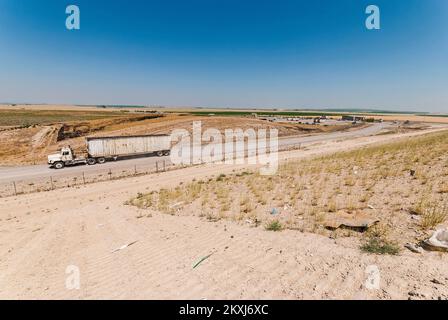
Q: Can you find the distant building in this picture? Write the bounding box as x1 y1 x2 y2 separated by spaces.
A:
342 115 365 122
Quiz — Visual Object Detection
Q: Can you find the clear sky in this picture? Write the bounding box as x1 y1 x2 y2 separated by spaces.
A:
0 0 447 112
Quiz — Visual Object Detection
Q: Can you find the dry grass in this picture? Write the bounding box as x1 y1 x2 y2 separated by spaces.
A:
130 130 448 246
360 224 400 255
420 202 448 230
411 193 448 229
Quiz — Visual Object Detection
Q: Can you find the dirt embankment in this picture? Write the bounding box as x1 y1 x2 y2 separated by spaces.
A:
0 112 355 166
0 113 164 165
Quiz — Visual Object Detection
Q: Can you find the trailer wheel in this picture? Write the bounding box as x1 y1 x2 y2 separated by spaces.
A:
157 151 164 157
97 157 106 164
87 158 96 165
54 162 65 169
163 151 170 156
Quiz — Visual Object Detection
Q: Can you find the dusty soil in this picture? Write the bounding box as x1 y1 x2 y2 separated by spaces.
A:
1 104 441 166
0 128 447 300
0 110 355 165
132 130 448 251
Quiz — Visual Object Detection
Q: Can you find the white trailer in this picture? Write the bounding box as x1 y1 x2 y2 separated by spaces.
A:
48 134 171 169
87 135 171 158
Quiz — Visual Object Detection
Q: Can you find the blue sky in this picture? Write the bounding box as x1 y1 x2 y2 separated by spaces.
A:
0 0 447 112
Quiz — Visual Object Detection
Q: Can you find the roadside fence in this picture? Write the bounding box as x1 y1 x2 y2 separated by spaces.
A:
0 160 172 198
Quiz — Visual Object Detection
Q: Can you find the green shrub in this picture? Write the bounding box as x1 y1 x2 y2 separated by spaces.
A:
361 237 400 255
265 220 282 231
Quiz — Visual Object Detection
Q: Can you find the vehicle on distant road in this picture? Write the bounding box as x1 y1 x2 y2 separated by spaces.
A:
48 134 171 169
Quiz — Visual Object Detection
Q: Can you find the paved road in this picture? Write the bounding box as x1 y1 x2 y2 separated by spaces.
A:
0 123 392 184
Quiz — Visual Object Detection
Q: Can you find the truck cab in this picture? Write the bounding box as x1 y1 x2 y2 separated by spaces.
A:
48 146 78 169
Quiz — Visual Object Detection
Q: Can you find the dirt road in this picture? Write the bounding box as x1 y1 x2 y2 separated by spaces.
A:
1 127 447 299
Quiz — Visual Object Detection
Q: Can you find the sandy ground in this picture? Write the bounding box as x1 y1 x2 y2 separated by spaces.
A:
0 128 447 300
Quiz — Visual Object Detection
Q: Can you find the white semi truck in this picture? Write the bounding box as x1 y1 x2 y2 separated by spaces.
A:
48 134 171 169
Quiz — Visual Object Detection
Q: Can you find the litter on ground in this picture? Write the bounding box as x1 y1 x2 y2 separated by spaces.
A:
111 240 138 253
405 243 424 254
193 252 215 269
423 229 448 252
324 211 379 232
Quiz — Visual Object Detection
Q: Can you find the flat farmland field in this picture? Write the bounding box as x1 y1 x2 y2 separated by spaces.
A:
0 105 362 165
0 109 126 127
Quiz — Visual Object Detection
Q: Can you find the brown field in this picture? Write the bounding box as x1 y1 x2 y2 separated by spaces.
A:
3 104 448 121
370 115 448 124
0 107 357 166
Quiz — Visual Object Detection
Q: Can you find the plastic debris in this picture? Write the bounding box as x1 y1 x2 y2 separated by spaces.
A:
270 208 279 215
169 201 184 209
405 243 424 254
193 252 214 269
111 240 138 253
423 229 448 252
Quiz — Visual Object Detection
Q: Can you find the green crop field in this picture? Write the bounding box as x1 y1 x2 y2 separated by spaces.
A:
0 109 125 127
185 110 373 117
186 111 344 117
